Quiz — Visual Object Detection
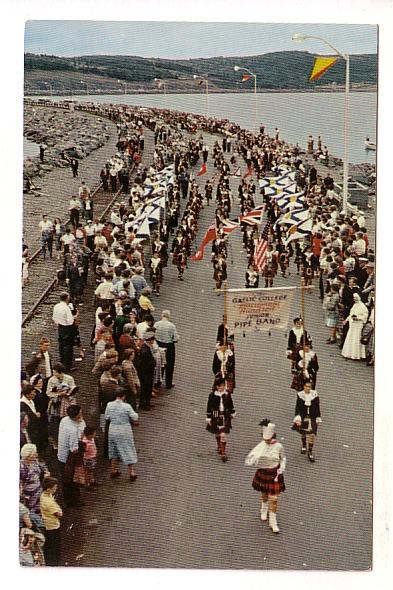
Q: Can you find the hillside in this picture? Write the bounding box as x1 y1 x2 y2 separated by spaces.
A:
24 51 377 95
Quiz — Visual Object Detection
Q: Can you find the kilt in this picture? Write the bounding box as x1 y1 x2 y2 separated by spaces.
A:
252 466 285 495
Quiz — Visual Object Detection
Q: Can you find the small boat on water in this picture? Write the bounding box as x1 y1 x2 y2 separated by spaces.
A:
364 137 376 151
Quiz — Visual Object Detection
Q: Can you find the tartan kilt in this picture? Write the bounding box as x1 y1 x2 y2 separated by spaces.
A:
252 467 285 495
206 415 232 434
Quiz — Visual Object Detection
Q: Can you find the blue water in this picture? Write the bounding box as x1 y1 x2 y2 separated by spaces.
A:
32 92 377 164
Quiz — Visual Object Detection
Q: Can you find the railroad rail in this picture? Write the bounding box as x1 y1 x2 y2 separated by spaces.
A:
21 182 128 328
28 182 103 267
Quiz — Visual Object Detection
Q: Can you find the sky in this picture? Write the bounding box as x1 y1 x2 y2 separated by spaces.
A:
24 21 378 59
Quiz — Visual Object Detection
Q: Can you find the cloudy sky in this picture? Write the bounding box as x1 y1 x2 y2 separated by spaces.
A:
24 21 377 58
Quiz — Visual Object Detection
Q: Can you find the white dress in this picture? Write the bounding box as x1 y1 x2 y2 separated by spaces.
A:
341 303 368 360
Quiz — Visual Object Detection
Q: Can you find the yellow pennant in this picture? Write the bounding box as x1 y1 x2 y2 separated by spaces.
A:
310 56 339 81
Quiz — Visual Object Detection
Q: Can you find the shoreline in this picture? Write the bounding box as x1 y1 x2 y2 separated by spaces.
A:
24 86 377 97
23 98 376 174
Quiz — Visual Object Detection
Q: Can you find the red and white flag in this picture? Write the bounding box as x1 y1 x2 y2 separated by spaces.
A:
254 208 271 272
239 207 264 225
242 165 253 179
220 219 240 235
241 74 252 82
190 224 216 261
197 163 207 176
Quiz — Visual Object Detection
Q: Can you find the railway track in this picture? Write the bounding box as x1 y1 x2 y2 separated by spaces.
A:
21 183 130 328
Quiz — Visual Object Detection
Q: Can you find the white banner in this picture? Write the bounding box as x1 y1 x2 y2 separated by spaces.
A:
226 287 296 333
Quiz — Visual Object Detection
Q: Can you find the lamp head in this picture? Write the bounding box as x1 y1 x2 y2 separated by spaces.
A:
234 65 240 72
292 33 307 43
193 74 198 79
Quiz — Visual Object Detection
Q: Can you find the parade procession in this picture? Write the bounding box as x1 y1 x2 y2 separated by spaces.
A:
17 18 378 573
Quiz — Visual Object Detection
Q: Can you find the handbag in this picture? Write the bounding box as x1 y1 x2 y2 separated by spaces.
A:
360 321 373 345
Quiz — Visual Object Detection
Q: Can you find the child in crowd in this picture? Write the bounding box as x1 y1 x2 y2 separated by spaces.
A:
81 426 98 487
40 477 62 566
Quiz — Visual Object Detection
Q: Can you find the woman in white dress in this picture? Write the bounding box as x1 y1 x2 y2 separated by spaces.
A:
341 293 369 360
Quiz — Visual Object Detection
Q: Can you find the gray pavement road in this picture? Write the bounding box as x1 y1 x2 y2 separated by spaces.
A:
22 124 373 570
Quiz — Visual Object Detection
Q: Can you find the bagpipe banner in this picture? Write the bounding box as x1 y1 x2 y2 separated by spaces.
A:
226 286 297 334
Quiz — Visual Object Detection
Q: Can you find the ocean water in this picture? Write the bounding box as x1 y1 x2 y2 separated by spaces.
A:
29 92 377 165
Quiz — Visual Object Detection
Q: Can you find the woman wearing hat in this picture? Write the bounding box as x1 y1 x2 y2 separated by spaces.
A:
245 420 286 533
206 375 236 462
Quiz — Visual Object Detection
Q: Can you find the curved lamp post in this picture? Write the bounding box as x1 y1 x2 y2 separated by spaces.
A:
234 65 258 133
154 78 168 107
193 74 209 117
292 32 350 214
80 80 89 96
117 79 128 95
43 81 53 97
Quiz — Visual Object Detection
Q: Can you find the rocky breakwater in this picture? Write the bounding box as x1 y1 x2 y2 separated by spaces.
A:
23 105 111 182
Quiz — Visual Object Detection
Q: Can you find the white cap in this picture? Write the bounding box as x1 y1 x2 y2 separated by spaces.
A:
262 423 276 440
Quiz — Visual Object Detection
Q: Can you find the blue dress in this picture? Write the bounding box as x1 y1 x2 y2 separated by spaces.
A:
105 400 139 465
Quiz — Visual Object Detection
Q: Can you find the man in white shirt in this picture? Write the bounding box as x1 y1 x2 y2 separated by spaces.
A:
60 228 76 254
110 208 122 226
95 273 115 306
39 215 54 259
154 310 179 389
52 292 75 372
78 181 90 199
94 230 108 252
57 405 86 507
85 220 95 251
91 219 104 234
353 232 366 256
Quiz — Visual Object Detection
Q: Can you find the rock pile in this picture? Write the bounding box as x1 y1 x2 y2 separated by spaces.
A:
23 106 111 181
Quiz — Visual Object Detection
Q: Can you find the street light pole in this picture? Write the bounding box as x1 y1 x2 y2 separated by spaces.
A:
44 81 53 97
234 65 258 133
292 33 350 214
80 80 89 96
118 79 127 95
154 78 168 108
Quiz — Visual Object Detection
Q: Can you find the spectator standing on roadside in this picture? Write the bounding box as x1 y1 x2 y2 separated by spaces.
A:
52 292 76 372
39 214 54 259
69 195 82 228
40 477 63 566
57 405 86 508
155 310 179 390
70 158 79 178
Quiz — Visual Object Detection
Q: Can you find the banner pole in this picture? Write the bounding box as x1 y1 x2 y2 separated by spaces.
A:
223 280 228 348
300 276 307 378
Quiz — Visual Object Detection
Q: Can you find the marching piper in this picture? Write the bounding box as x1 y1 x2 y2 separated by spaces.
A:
291 381 322 463
206 374 236 463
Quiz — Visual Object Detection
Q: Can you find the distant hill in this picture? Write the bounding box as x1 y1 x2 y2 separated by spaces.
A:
24 51 377 95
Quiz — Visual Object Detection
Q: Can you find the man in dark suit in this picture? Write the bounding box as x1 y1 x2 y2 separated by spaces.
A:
137 332 156 410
